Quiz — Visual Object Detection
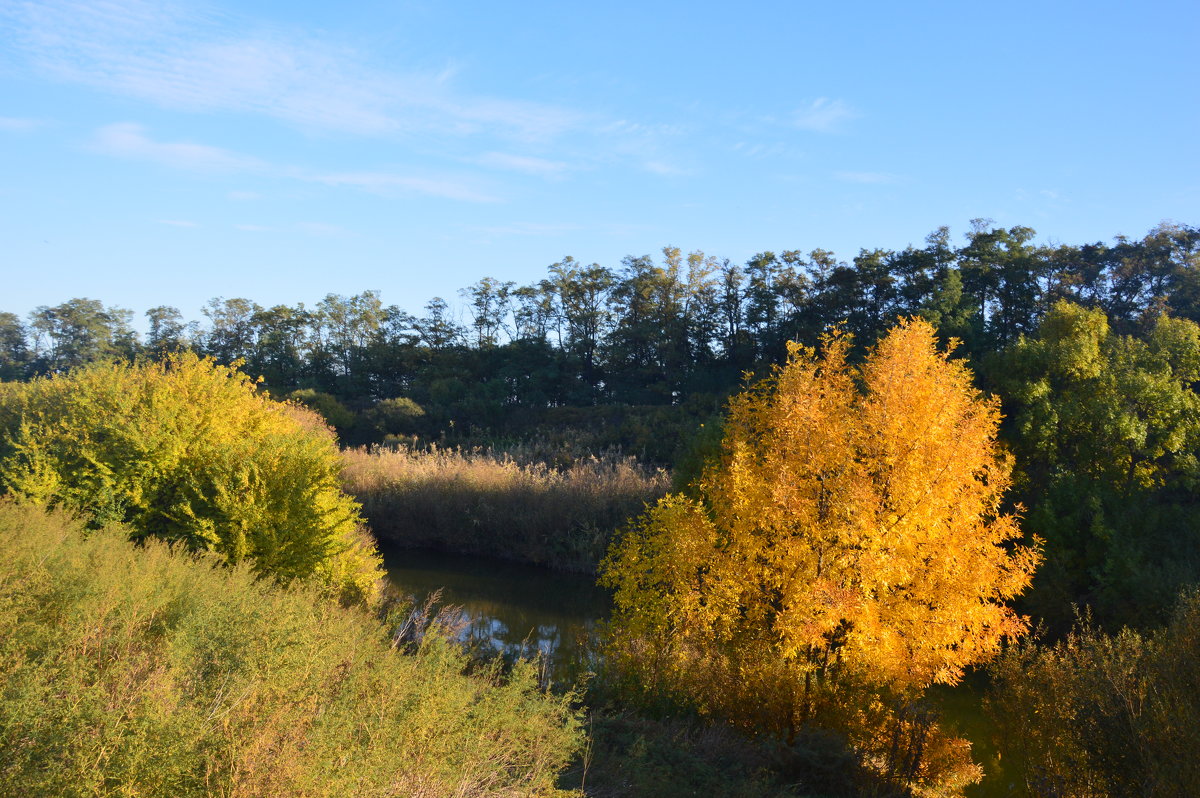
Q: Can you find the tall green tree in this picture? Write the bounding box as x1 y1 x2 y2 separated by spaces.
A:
996 301 1200 627
29 298 136 372
200 297 262 366
0 312 31 381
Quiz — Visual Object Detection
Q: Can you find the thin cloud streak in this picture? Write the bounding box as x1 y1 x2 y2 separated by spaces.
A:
94 123 267 172
643 160 692 177
90 123 497 202
9 0 581 141
306 171 497 203
476 152 570 177
793 98 857 133
473 221 583 236
835 170 900 184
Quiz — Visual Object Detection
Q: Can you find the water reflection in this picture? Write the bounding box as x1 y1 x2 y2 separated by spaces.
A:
380 546 1013 796
380 546 609 686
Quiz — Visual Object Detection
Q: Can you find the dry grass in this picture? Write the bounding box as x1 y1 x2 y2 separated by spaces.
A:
342 445 671 573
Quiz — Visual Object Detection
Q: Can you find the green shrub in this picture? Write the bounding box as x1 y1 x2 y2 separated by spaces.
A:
0 354 382 605
0 502 584 797
288 387 357 431
367 396 426 436
986 593 1200 796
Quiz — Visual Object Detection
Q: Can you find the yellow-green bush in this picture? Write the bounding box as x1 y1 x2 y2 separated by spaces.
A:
0 354 382 604
0 502 584 797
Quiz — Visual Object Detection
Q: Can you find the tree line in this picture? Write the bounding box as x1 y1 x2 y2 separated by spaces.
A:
4 220 1197 423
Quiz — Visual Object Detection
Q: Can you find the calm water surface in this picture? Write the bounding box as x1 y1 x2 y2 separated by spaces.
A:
381 546 609 684
382 546 1019 797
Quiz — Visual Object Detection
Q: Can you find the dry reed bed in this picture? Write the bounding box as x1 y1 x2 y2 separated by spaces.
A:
342 445 671 572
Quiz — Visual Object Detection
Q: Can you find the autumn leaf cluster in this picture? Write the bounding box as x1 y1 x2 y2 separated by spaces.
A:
601 319 1040 740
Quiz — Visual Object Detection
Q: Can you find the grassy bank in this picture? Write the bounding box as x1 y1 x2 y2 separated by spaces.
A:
0 502 583 797
342 445 670 573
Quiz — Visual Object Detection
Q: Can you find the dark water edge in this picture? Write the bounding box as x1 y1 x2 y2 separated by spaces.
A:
381 544 1020 797
379 544 610 685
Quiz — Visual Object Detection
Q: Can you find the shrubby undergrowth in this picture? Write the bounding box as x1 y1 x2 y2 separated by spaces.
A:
987 593 1200 797
0 502 584 797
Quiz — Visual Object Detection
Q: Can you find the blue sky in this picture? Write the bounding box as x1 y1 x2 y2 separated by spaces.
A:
2 0 1197 326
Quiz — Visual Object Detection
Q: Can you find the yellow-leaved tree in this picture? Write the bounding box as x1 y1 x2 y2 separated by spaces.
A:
600 318 1040 793
0 353 384 606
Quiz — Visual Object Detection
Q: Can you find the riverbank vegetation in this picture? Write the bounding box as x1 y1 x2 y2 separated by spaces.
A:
0 502 583 797
3 219 1200 795
344 443 669 572
987 592 1200 796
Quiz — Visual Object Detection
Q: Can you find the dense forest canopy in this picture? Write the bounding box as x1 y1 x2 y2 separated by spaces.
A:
3 222 1197 424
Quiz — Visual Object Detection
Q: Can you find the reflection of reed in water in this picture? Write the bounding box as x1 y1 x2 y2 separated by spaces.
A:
384 548 608 689
456 613 603 688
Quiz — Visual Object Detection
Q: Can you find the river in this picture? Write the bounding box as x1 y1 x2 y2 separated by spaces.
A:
381 545 1020 797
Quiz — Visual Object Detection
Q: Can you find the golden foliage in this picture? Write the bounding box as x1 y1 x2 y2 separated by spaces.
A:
343 443 669 571
601 319 1039 787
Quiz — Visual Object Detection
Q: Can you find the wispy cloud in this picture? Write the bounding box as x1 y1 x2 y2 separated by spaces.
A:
834 170 899 184
0 116 46 131
793 98 857 133
642 160 692 177
157 218 198 227
733 141 799 160
235 221 346 235
8 0 581 141
93 122 266 172
296 221 345 236
227 190 260 201
91 123 496 202
476 151 570 177
473 221 582 237
306 171 497 202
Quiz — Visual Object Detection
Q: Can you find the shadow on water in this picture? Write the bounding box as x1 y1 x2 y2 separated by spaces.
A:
382 545 1022 796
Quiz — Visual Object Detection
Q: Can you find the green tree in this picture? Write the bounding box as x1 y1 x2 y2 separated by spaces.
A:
0 312 30 380
461 277 515 349
200 296 262 366
995 301 1200 627
144 305 192 355
29 298 137 372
